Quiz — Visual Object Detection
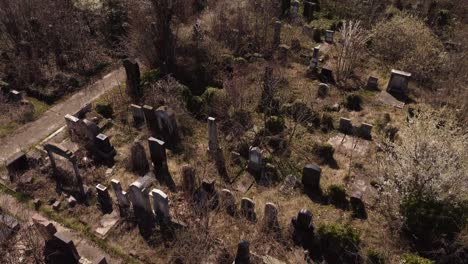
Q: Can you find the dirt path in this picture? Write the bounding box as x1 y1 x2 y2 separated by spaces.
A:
0 68 126 164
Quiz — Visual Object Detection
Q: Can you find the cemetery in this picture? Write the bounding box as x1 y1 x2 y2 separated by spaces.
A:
0 0 467 264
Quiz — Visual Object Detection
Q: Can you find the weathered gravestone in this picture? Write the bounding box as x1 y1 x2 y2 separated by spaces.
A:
96 184 113 214
9 89 22 102
240 197 256 222
5 151 29 181
263 202 280 231
44 144 86 200
358 123 373 140
350 190 366 218
130 104 145 126
155 106 180 148
143 105 157 134
339 117 353 134
291 0 300 18
123 58 142 101
291 208 314 246
280 174 297 194
302 164 321 192
278 44 290 65
130 140 149 175
148 137 167 172
129 176 155 236
325 30 334 43
248 147 263 175
44 232 81 264
151 189 170 223
234 240 250 264
181 165 196 195
318 83 329 97
93 133 116 163
220 189 236 216
320 67 334 83
366 76 379 90
273 21 282 48
303 1 314 21
386 69 411 95
111 179 131 217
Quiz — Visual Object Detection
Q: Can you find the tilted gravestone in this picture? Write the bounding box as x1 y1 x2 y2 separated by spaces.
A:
123 58 142 101
240 197 256 222
111 179 130 217
130 140 149 175
96 184 113 214
386 69 411 95
302 164 321 191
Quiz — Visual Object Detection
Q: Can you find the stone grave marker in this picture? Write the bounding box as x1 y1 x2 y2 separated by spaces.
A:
151 189 170 222
386 69 411 94
130 140 149 175
263 202 279 231
240 197 256 222
325 30 334 43
96 184 113 214
302 164 321 191
366 76 379 90
273 21 282 48
220 189 236 216
130 104 145 126
339 117 353 134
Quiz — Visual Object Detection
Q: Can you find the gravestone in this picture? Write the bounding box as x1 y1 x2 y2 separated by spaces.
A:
273 21 282 48
32 215 57 241
386 69 411 94
96 184 113 214
9 89 22 102
303 24 315 39
302 164 321 191
45 232 81 264
148 137 167 172
280 174 297 194
220 189 236 216
325 30 334 43
44 144 86 200
359 123 373 140
240 197 256 222
110 179 130 217
291 38 301 51
130 140 149 175
320 67 334 83
143 105 157 134
130 104 145 126
263 202 279 231
248 147 263 174
231 151 241 165
155 106 179 148
291 208 314 246
129 176 155 236
278 44 290 65
207 117 220 152
151 189 170 222
350 190 366 218
303 1 314 21
6 151 29 181
123 58 142 101
339 117 353 134
235 240 250 264
309 46 320 69
317 83 329 97
181 165 196 194
366 76 379 90
291 0 300 18
94 133 116 163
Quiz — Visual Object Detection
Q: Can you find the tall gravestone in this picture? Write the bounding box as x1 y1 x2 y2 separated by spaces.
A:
207 117 220 152
240 197 256 222
248 147 263 175
96 184 113 214
235 240 250 264
148 137 167 173
111 179 130 217
263 202 279 231
130 104 145 126
302 164 321 192
151 189 170 223
123 58 142 102
325 30 334 43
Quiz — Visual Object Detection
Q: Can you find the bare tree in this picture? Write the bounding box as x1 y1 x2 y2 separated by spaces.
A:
334 20 369 83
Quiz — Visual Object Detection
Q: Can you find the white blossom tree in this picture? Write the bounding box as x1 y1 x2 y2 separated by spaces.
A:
378 106 468 232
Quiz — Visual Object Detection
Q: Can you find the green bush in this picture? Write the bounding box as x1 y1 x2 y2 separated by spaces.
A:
401 197 468 249
328 184 347 206
367 249 385 264
318 223 360 263
140 68 160 86
266 116 285 135
281 100 320 127
187 96 205 116
344 94 362 111
400 253 433 264
95 102 113 118
320 113 334 132
316 143 334 163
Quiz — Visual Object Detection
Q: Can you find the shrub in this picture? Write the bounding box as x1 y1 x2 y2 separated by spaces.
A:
371 14 443 84
344 94 362 111
95 102 113 118
400 254 433 264
187 96 205 116
328 184 347 206
314 142 335 163
401 197 468 249
313 28 322 42
367 249 385 264
265 116 285 135
317 223 360 263
320 113 334 132
281 100 320 127
141 68 161 86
